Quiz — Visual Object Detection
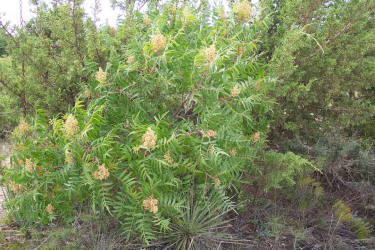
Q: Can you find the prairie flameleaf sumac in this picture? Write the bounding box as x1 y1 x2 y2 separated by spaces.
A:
3 2 314 247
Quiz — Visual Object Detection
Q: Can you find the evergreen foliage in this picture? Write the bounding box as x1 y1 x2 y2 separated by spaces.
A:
261 0 375 139
0 0 111 127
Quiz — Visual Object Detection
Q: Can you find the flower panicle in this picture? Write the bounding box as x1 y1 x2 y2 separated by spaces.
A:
203 129 217 138
64 114 79 137
164 151 174 164
17 119 29 133
142 127 157 149
46 203 54 214
252 132 260 142
95 67 107 84
205 44 216 64
25 158 35 173
127 56 135 64
84 87 91 98
9 181 21 193
143 196 158 213
234 1 252 22
143 15 152 26
93 164 110 180
230 147 237 157
230 85 241 97
151 31 166 54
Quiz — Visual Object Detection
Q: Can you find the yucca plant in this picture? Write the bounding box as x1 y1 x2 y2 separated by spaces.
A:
164 188 236 249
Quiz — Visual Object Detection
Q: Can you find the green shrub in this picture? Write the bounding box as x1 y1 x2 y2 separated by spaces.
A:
260 0 375 140
3 2 315 246
284 132 375 187
333 200 372 240
260 151 316 191
0 1 114 129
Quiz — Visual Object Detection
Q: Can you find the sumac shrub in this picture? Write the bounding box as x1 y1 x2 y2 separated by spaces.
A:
3 2 314 245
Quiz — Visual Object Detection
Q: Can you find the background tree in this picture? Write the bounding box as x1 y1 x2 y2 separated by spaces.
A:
110 0 162 14
0 0 111 129
260 0 375 141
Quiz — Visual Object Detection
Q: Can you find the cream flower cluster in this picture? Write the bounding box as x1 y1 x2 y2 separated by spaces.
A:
230 147 237 157
203 129 217 138
142 127 157 149
143 196 158 213
10 181 21 193
143 15 152 26
64 114 79 137
230 85 241 97
127 55 136 64
84 87 91 98
151 31 166 54
25 158 35 173
205 44 216 64
252 132 260 142
46 203 54 214
93 164 110 180
95 67 107 84
234 1 252 22
164 151 174 164
17 119 29 133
